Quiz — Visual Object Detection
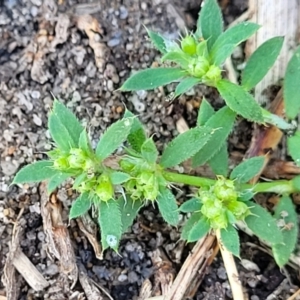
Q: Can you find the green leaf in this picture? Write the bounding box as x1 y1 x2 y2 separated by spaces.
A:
117 196 142 232
245 202 283 244
230 156 265 183
110 171 131 185
156 188 179 226
216 80 264 123
272 196 298 267
141 138 158 164
124 110 147 152
73 173 87 189
96 118 134 160
188 216 210 242
180 198 202 213
47 172 72 193
146 28 167 54
175 77 201 97
160 126 212 168
241 37 284 91
161 51 191 69
192 106 236 167
69 192 91 219
208 142 228 176
181 212 202 240
197 0 223 50
48 113 76 152
52 100 83 147
13 161 58 184
120 68 187 91
210 22 260 66
197 98 215 126
79 130 93 155
98 199 122 251
220 224 240 257
284 46 300 119
287 131 300 166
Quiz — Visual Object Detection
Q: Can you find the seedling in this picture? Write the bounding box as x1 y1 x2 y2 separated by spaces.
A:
12 0 300 297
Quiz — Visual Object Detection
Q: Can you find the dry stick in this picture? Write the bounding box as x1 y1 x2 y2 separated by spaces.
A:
216 230 245 300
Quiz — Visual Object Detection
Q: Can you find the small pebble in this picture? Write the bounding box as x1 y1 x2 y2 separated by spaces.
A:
72 91 81 102
31 90 40 99
33 114 42 126
217 267 227 280
45 264 59 276
30 6 39 17
37 231 45 242
107 38 121 47
118 274 128 282
119 6 128 19
128 271 138 283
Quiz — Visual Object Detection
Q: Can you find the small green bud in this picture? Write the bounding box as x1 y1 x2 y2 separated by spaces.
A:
137 171 153 185
68 149 86 169
227 201 250 220
196 40 209 58
210 212 228 229
203 65 221 82
201 198 223 219
96 174 114 202
181 35 197 55
53 156 70 170
213 178 238 202
120 159 135 173
188 57 210 78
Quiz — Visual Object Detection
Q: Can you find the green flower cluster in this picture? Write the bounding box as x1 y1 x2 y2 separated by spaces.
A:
199 177 250 229
180 35 222 83
48 148 114 202
120 157 165 201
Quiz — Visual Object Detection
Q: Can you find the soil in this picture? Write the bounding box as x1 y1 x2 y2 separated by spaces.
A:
0 0 299 300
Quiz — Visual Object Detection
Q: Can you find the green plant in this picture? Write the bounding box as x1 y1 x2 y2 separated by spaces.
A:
13 0 300 273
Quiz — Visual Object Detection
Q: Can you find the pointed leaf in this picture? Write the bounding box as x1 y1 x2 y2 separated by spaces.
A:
120 68 187 91
96 118 134 160
192 106 236 167
141 138 158 164
98 199 122 251
124 110 147 152
160 126 212 168
197 98 215 126
216 80 264 122
161 51 191 69
220 224 240 257
180 198 202 213
47 172 72 193
284 46 300 119
175 77 201 97
208 142 228 176
287 131 300 166
188 216 210 242
117 196 142 232
79 130 93 155
13 161 58 184
69 192 91 219
181 212 202 240
48 113 76 152
146 28 167 54
245 202 283 244
210 22 260 65
110 172 131 185
197 0 223 50
272 196 298 267
157 188 179 226
52 100 83 147
241 37 284 91
230 156 265 183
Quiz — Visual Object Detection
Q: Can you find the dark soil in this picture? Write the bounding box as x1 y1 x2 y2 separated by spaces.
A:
0 0 299 299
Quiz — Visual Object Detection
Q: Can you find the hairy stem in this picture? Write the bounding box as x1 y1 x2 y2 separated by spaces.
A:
162 170 300 194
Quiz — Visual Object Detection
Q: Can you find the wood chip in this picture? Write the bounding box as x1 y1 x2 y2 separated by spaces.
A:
39 182 78 288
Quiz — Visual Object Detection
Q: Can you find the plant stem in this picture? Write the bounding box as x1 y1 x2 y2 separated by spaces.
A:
162 170 300 194
261 108 297 132
216 230 245 300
